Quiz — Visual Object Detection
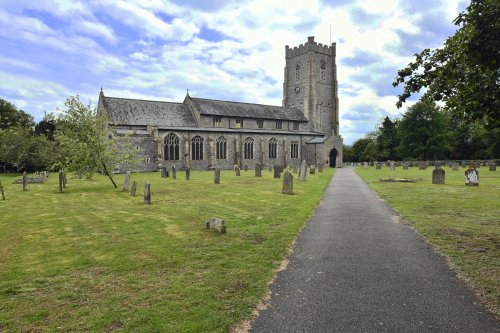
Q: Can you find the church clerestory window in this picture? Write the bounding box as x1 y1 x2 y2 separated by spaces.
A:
191 136 204 160
244 137 253 159
269 138 277 159
216 136 227 159
320 60 326 80
295 64 301 83
164 133 180 161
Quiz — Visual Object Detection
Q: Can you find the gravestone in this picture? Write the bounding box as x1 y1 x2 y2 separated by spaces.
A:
432 166 445 184
123 172 131 192
161 167 167 178
244 164 248 171
282 170 293 195
390 161 395 170
403 163 408 170
63 172 67 188
22 172 28 191
255 163 262 177
386 160 391 167
364 162 368 169
130 180 137 196
310 165 316 174
214 168 220 184
468 163 476 170
186 167 191 180
273 165 282 179
0 180 5 200
318 164 323 173
144 183 151 204
465 169 479 186
376 163 381 170
206 217 226 233
299 160 307 181
171 165 176 179
58 171 64 193
452 163 459 171
489 163 496 171
418 161 427 170
235 166 241 176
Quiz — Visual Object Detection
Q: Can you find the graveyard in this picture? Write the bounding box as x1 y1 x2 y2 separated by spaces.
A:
356 165 499 316
0 168 333 332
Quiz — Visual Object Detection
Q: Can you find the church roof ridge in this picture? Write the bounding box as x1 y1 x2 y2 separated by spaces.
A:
104 95 183 105
190 96 297 110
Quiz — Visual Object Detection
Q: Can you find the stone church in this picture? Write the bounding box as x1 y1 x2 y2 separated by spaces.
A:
98 36 343 172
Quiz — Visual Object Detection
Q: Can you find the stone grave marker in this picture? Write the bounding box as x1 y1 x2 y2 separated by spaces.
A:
390 161 395 170
58 171 64 193
130 180 137 196
376 163 381 170
161 166 166 177
465 169 479 186
0 180 5 200
299 160 307 181
22 172 28 191
244 164 248 171
282 170 293 195
171 165 176 179
273 165 282 179
123 172 131 192
468 162 476 170
403 163 408 170
235 166 241 176
255 163 262 177
432 166 445 184
309 165 316 174
418 161 427 170
489 163 496 171
318 163 323 173
364 162 368 169
63 172 67 188
214 168 220 184
186 166 191 180
452 163 459 171
144 182 151 204
206 217 226 233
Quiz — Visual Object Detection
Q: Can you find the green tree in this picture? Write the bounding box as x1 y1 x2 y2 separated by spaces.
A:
376 116 399 161
349 137 373 162
35 113 57 140
393 0 500 128
397 100 450 160
55 96 139 187
0 98 34 129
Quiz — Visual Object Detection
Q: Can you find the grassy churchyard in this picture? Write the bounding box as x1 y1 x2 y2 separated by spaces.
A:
356 165 499 317
0 168 333 332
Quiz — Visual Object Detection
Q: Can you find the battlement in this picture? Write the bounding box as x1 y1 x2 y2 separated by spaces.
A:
285 36 336 58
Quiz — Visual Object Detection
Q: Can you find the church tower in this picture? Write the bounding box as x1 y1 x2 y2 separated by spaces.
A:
283 36 339 137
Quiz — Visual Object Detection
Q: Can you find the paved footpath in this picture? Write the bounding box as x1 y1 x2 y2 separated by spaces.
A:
251 168 498 332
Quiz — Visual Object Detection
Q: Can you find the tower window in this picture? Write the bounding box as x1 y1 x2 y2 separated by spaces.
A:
191 136 203 160
269 138 277 159
276 121 282 129
213 116 221 127
235 118 243 128
244 137 253 159
164 133 180 161
257 120 264 128
320 60 326 80
291 141 299 159
216 136 227 159
293 122 299 130
295 64 301 83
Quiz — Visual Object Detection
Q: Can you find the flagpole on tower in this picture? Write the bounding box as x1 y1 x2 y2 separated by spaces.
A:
330 24 331 45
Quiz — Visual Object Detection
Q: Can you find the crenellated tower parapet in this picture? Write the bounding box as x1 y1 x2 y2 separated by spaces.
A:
285 36 336 59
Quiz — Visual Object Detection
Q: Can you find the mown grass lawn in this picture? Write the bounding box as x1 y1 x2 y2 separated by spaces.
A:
356 166 499 317
0 168 333 332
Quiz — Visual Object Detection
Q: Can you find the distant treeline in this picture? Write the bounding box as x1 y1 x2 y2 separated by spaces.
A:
343 100 500 163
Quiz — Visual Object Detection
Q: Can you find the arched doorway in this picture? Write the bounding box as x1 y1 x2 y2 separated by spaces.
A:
329 149 337 167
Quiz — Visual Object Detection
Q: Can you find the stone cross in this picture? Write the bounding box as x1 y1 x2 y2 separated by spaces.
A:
465 169 479 186
299 160 307 181
273 165 282 179
59 171 64 193
432 166 445 184
144 182 151 204
22 171 28 191
171 165 176 179
235 166 241 176
123 172 131 192
282 170 293 195
489 163 496 171
309 165 316 174
0 180 5 200
186 166 191 180
130 180 137 196
255 163 262 177
214 168 220 184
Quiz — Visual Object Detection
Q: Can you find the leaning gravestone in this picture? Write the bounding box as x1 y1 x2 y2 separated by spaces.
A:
273 165 282 179
59 171 64 193
465 169 479 186
299 160 307 181
489 163 496 171
130 180 137 196
22 172 28 191
206 217 226 233
255 163 262 177
419 161 427 170
214 168 220 184
235 166 241 176
144 182 151 204
0 180 5 200
432 166 445 184
282 170 293 195
171 165 176 179
376 163 381 170
123 172 131 192
186 166 191 180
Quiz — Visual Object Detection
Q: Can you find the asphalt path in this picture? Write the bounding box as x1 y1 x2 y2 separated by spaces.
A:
251 167 498 332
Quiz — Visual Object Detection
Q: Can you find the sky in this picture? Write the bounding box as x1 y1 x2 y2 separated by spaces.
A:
0 0 469 144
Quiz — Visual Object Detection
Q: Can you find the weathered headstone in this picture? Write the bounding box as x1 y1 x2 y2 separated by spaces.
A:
186 167 191 180
255 163 262 177
489 163 496 171
63 172 67 188
171 165 176 179
390 161 395 170
58 171 64 193
206 217 226 233
273 165 282 179
452 162 459 171
309 165 316 174
364 162 368 169
123 172 131 192
235 166 241 176
465 169 479 186
214 168 220 184
244 164 248 171
22 172 28 191
282 170 293 195
418 161 427 170
318 163 323 173
130 180 137 196
299 160 307 181
144 182 151 204
161 166 167 178
432 166 445 184
376 163 382 170
0 180 5 200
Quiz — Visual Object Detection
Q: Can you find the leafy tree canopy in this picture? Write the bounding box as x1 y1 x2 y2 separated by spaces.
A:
0 98 34 129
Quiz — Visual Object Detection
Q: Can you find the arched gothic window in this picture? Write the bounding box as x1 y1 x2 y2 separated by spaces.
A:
320 60 326 80
295 64 301 83
244 137 253 160
164 133 179 161
191 136 204 160
216 136 227 159
268 138 277 159
291 141 299 159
